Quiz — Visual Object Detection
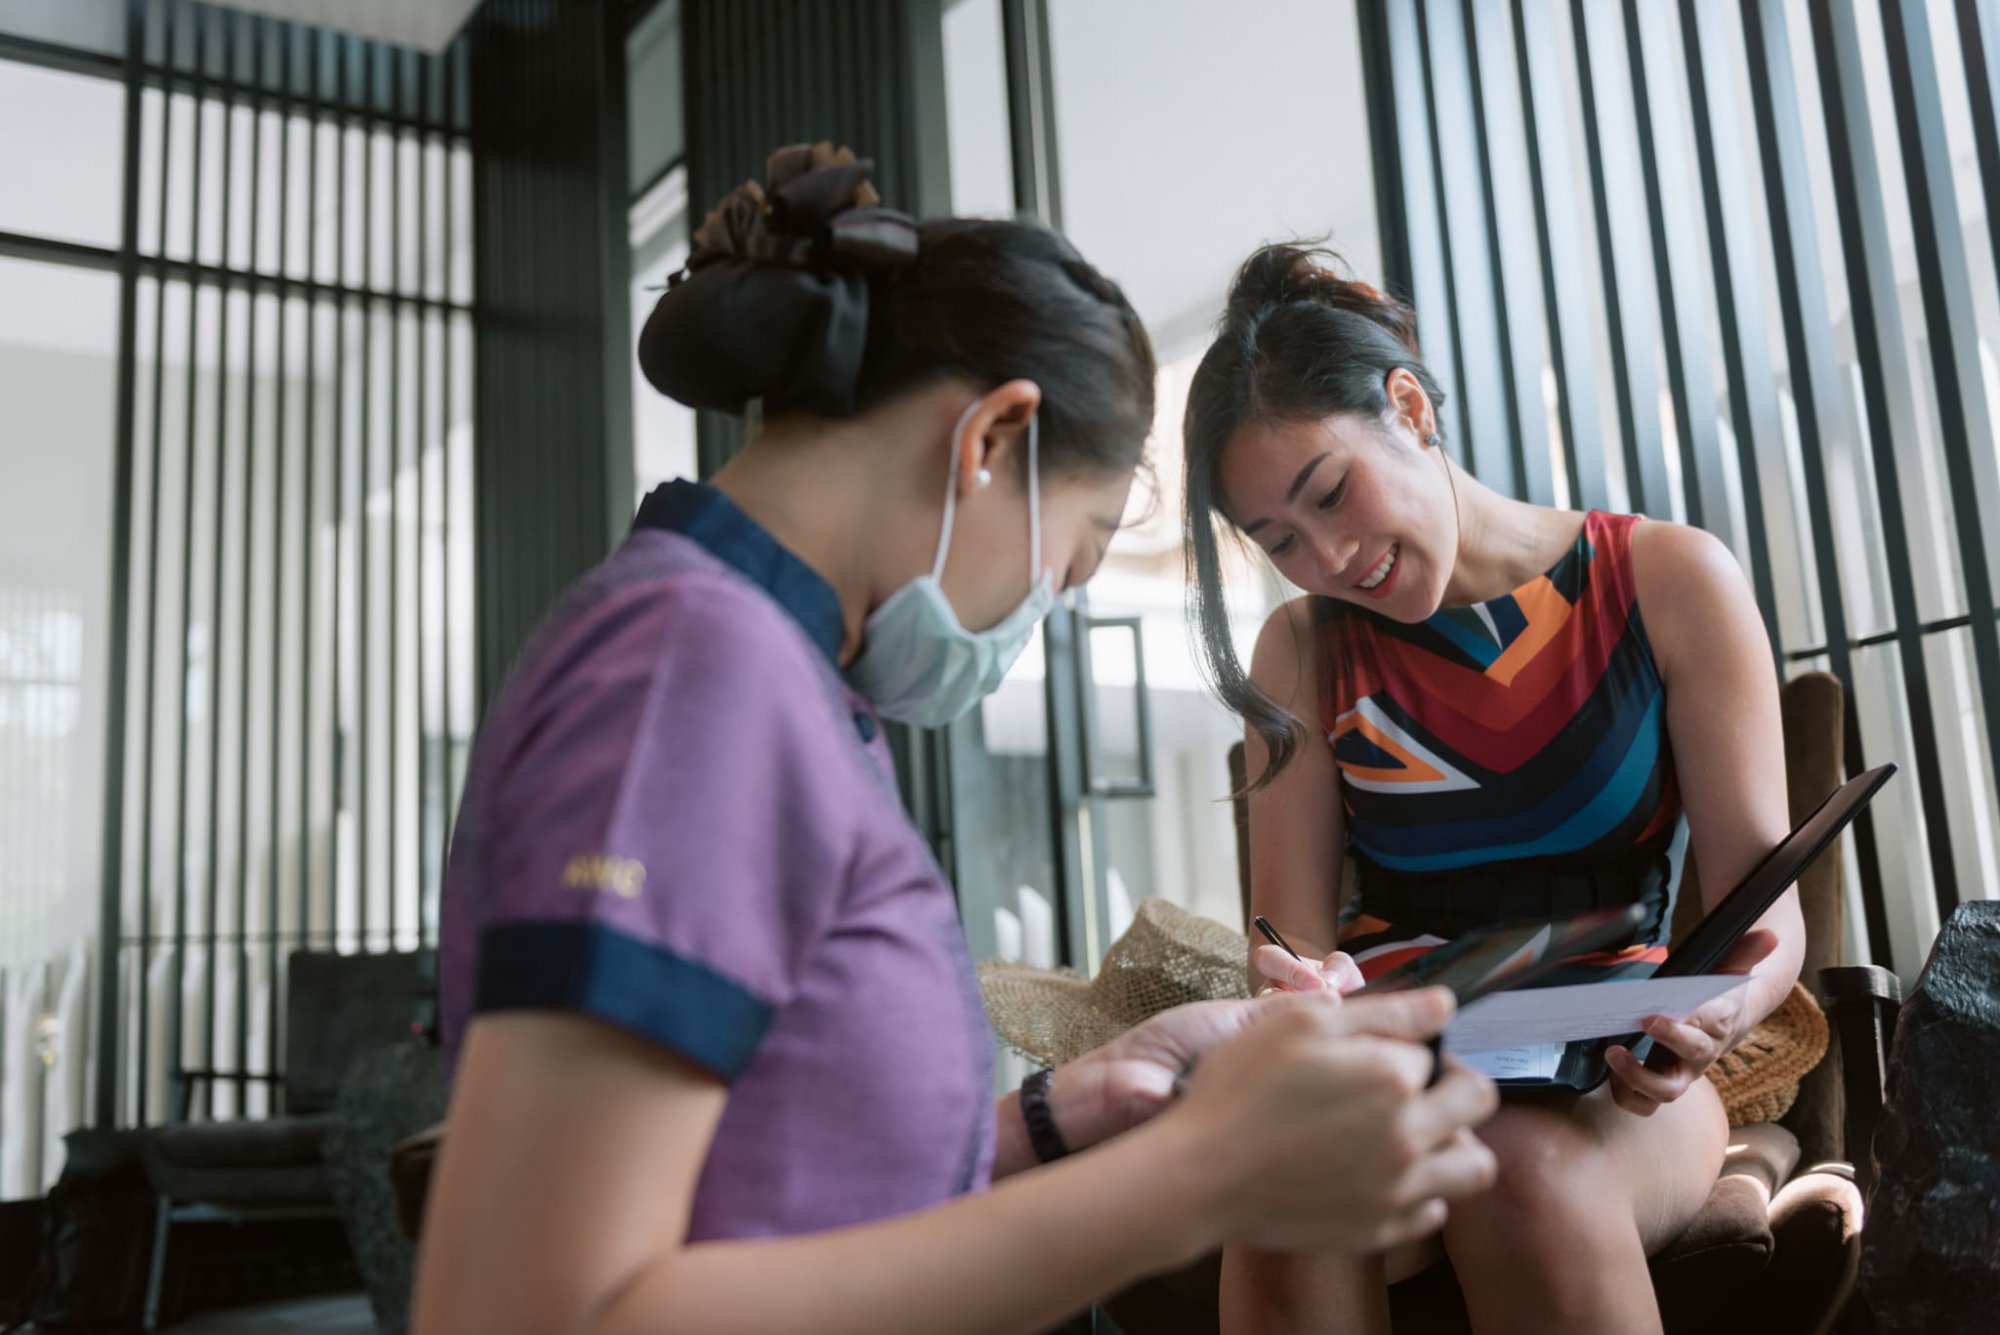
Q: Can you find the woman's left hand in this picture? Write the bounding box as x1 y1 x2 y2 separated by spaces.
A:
1604 928 1779 1116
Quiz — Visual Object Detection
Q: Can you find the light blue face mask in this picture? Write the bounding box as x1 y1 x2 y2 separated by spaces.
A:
847 403 1058 727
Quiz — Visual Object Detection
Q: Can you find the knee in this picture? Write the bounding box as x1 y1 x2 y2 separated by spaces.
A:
1444 1111 1621 1250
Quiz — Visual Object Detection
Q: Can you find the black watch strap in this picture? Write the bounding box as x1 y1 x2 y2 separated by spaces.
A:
1020 1067 1072 1164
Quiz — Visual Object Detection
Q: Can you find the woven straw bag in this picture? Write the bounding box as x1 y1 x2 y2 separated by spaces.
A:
1703 981 1829 1127
979 898 1251 1068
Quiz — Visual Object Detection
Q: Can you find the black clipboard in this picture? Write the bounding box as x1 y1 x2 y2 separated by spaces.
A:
1516 762 1897 1093
1353 902 1651 1004
1351 904 1652 1088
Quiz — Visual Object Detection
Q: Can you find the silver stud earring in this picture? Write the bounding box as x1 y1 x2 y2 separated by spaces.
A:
975 467 993 488
1425 433 1441 449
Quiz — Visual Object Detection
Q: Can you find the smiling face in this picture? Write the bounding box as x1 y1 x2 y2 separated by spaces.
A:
1217 403 1458 622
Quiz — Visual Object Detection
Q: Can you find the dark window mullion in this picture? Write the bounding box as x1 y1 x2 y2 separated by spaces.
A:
439 44 458 887
132 255 468 316
169 2 207 1116
0 231 470 320
414 52 432 949
1784 608 2000 659
233 9 261 1107
131 0 179 1126
358 39 374 952
96 0 149 1130
299 24 321 978
200 5 236 1109
329 36 348 954
387 48 403 953
267 13 293 1099
1000 0 1061 227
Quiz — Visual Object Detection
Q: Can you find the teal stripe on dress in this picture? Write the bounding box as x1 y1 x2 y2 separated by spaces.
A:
1425 605 1504 666
1359 690 1665 873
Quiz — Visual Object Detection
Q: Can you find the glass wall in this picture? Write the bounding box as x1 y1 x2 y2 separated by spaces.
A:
1369 0 2000 975
950 0 1382 971
628 0 696 497
0 253 120 1199
0 2 476 1194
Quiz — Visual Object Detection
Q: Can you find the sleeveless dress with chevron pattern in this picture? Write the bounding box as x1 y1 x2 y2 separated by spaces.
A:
1318 510 1682 986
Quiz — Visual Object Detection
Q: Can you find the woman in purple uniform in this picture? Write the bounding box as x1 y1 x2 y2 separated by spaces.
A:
412 146 1501 1335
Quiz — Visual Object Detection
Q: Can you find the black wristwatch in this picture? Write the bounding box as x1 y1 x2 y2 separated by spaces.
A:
1020 1067 1072 1164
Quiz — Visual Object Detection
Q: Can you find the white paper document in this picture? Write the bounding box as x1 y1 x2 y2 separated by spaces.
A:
1460 1043 1566 1080
1443 975 1749 1055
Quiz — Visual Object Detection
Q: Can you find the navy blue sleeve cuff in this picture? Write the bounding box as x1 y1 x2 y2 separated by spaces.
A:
474 920 774 1081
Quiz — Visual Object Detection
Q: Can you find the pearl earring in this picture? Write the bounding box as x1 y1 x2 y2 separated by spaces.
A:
975 467 993 487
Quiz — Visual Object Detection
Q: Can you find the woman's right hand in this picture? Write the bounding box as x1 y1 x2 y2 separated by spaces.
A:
1168 987 1499 1257
1253 944 1366 996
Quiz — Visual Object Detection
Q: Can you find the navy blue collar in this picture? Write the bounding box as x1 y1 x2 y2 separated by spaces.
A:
632 480 846 666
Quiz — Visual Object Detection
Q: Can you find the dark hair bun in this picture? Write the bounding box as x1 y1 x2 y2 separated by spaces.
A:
637 143 918 417
642 149 1157 479
1224 244 1422 357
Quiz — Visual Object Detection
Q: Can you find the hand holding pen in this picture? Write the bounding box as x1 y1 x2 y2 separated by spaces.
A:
1251 915 1366 996
1254 915 1444 1088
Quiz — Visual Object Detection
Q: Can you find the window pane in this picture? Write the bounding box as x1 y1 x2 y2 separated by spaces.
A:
965 628 1060 964
942 0 1015 218
0 255 119 968
631 165 695 495
0 4 124 59
627 0 685 196
1042 0 1379 937
0 256 118 1189
1047 0 1380 337
0 62 125 248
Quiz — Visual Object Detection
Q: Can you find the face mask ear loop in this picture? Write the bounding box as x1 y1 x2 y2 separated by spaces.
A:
1027 413 1045 588
932 401 980 582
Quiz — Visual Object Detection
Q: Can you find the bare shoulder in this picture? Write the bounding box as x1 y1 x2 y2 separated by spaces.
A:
1628 519 1750 607
1253 594 1320 655
1250 595 1324 708
1627 519 1765 674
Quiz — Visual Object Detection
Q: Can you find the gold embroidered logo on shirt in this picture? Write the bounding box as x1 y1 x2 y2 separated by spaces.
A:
561 854 646 899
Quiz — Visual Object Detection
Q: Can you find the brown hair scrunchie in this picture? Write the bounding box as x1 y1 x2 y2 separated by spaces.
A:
638 143 920 418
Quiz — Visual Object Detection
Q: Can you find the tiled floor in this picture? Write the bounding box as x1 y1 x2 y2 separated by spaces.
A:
162 1292 376 1333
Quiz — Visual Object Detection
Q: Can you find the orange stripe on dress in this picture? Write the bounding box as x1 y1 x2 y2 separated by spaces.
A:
1328 710 1449 786
1482 575 1574 687
1335 913 1396 943
1566 944 1669 966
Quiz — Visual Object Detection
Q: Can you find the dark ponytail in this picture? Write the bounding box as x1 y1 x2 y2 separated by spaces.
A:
1181 243 1449 792
639 143 1155 478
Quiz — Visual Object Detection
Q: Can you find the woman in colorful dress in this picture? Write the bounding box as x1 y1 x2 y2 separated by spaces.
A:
1183 244 1803 1335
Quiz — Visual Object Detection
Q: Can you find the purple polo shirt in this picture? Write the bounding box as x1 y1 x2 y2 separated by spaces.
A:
439 479 996 1240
